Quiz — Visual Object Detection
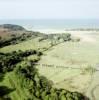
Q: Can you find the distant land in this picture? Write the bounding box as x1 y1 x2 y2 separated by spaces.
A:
0 19 99 31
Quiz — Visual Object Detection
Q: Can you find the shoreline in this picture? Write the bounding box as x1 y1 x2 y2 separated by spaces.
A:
24 28 98 43
24 26 99 34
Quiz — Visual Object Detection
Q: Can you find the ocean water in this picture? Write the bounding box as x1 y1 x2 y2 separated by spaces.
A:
0 19 99 31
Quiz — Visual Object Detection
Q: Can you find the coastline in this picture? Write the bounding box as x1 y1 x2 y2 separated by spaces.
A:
24 27 99 43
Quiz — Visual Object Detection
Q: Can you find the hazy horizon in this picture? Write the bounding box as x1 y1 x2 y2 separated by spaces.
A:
0 0 99 19
0 19 99 31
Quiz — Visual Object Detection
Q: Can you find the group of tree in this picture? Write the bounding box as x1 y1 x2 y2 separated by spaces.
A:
0 50 42 73
39 33 71 42
0 49 89 100
0 49 43 99
15 61 89 100
0 32 36 48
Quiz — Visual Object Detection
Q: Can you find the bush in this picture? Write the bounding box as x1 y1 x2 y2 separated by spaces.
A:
15 61 88 100
0 50 42 73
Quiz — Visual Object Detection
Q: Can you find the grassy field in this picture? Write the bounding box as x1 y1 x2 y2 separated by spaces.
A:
35 32 99 99
0 37 50 53
0 30 99 100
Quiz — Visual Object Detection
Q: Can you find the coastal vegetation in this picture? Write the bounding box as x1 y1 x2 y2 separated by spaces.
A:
0 25 71 48
0 50 87 100
1 24 99 100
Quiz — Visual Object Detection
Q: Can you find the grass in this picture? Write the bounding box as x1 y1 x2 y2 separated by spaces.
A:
35 33 99 94
0 72 31 100
0 37 50 53
0 32 99 99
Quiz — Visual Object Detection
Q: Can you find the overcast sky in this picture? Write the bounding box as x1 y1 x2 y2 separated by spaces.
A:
0 0 99 19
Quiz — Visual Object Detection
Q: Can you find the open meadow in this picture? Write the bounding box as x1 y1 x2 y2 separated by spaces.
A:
36 31 99 100
0 25 99 100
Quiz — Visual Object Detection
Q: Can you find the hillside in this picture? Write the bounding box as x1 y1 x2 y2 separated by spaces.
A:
0 24 25 31
0 24 92 100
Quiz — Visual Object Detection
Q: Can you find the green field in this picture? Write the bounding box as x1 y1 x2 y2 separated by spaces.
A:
35 32 99 100
0 25 99 100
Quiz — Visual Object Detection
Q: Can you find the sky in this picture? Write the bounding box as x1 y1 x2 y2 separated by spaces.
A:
0 0 99 19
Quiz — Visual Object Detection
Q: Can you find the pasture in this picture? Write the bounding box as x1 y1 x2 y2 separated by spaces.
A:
0 31 99 100
36 31 99 100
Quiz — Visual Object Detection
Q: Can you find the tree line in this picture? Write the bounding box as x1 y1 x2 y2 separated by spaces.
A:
15 61 89 100
0 49 89 100
0 50 42 73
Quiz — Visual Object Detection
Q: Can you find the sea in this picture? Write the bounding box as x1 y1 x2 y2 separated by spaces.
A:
0 19 99 33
